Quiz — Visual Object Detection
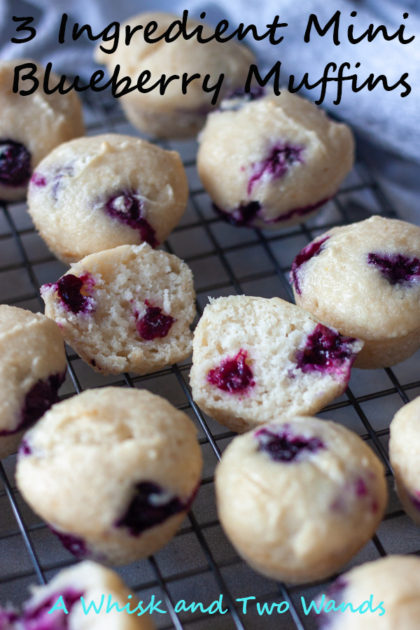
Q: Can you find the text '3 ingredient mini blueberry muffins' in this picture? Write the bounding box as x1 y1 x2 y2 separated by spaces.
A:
95 12 255 138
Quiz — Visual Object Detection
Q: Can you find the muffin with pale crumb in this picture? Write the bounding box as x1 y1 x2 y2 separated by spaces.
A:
190 295 363 433
41 243 195 375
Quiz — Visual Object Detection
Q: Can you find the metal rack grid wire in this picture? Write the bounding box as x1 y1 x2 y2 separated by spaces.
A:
0 91 419 630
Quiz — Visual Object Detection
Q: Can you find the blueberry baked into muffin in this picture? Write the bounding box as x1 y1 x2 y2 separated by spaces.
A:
16 388 202 565
190 295 363 432
216 416 387 583
41 243 195 375
197 90 354 228
0 60 84 201
28 134 188 262
95 12 255 138
0 305 66 459
291 216 420 368
0 561 155 629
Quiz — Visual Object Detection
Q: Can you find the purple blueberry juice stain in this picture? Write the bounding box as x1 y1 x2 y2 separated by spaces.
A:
214 197 330 229
49 526 88 559
20 373 65 431
317 577 348 628
0 607 19 627
115 481 188 536
207 349 255 394
255 426 324 463
354 477 368 497
30 172 47 187
135 300 174 340
48 272 96 315
22 588 83 630
105 190 158 247
213 201 261 227
219 86 266 111
331 476 378 514
295 324 357 380
409 491 420 511
291 236 330 294
270 197 330 224
247 143 304 194
19 439 32 457
0 139 31 187
51 165 74 200
355 477 379 513
367 252 420 285
0 372 65 438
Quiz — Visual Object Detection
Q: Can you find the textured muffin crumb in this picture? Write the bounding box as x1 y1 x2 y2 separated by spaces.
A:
190 295 363 432
42 243 195 375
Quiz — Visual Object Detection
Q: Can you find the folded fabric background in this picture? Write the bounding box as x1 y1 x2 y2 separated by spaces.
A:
0 0 419 218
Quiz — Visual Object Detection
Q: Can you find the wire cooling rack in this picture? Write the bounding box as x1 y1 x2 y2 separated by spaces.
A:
1 90 420 630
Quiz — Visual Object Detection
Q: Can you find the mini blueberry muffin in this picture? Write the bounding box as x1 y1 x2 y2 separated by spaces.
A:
315 555 420 629
0 560 155 629
291 216 420 368
28 134 188 262
0 305 66 459
197 90 354 228
216 416 387 583
389 396 420 525
95 12 255 138
0 60 84 202
190 296 363 433
41 243 195 375
16 388 202 565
